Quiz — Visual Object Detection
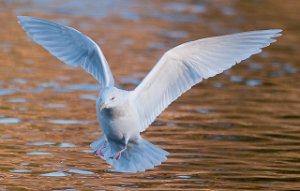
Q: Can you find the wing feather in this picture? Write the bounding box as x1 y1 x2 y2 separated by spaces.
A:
18 16 114 88
133 29 282 132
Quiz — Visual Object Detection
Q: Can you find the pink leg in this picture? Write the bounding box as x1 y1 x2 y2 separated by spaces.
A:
94 140 107 156
111 146 127 160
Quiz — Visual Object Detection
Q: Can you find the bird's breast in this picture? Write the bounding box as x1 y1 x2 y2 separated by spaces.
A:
99 105 140 141
101 107 125 119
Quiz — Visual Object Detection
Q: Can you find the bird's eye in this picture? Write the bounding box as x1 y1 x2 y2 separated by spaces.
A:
111 97 115 101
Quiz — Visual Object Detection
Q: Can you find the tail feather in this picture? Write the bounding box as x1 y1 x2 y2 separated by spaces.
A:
90 137 169 172
90 136 105 150
144 141 168 161
131 146 154 170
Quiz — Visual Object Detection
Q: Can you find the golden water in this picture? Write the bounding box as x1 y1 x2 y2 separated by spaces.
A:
0 0 299 190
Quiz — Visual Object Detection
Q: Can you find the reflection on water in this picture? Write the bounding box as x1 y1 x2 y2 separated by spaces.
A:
27 142 55 146
148 42 166 50
79 94 97 101
0 89 15 96
47 119 92 125
14 0 139 20
162 30 190 39
0 0 299 190
40 171 68 177
68 169 94 175
0 117 21 124
26 151 52 155
194 108 211 114
10 169 32 173
7 98 27 103
12 78 28 85
164 2 206 14
59 84 99 92
45 103 65 108
230 75 243 83
244 79 263 86
58 143 76 148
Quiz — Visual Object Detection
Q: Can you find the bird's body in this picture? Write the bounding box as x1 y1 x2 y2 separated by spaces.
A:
97 88 135 142
96 88 142 154
94 87 168 166
18 16 282 172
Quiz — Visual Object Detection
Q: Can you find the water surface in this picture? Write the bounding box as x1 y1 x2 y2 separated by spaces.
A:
0 0 299 190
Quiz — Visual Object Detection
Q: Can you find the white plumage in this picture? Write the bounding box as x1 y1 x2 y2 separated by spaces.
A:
17 16 114 88
18 16 282 172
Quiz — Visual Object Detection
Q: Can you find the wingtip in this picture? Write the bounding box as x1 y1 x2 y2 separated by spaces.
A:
272 28 283 32
17 15 27 21
271 29 283 37
264 29 282 45
17 17 23 27
17 16 28 25
17 16 37 24
259 29 283 39
256 29 283 37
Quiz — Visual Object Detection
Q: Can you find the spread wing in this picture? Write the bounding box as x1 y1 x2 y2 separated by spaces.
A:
18 16 114 88
132 29 282 132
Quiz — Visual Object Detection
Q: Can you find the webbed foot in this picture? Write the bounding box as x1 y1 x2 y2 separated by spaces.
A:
110 146 127 160
94 140 107 156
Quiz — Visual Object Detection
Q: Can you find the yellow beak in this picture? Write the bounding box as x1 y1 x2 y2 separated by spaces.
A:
100 103 107 111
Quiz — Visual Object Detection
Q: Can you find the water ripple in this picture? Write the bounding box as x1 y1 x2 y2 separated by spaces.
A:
162 31 189 39
68 169 94 175
26 151 52 155
58 143 76 148
0 118 21 124
47 119 92 125
40 171 69 177
79 94 97 101
7 98 27 103
0 89 15 96
45 104 65 108
27 142 55 146
10 169 32 173
164 2 206 14
245 79 263 86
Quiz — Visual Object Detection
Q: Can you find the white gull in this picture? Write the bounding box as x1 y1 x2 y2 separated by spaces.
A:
18 16 282 172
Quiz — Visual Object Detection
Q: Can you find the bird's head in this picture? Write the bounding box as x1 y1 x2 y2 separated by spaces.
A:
98 87 128 111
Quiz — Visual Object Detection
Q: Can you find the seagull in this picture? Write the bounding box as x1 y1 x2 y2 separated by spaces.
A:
18 16 282 172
